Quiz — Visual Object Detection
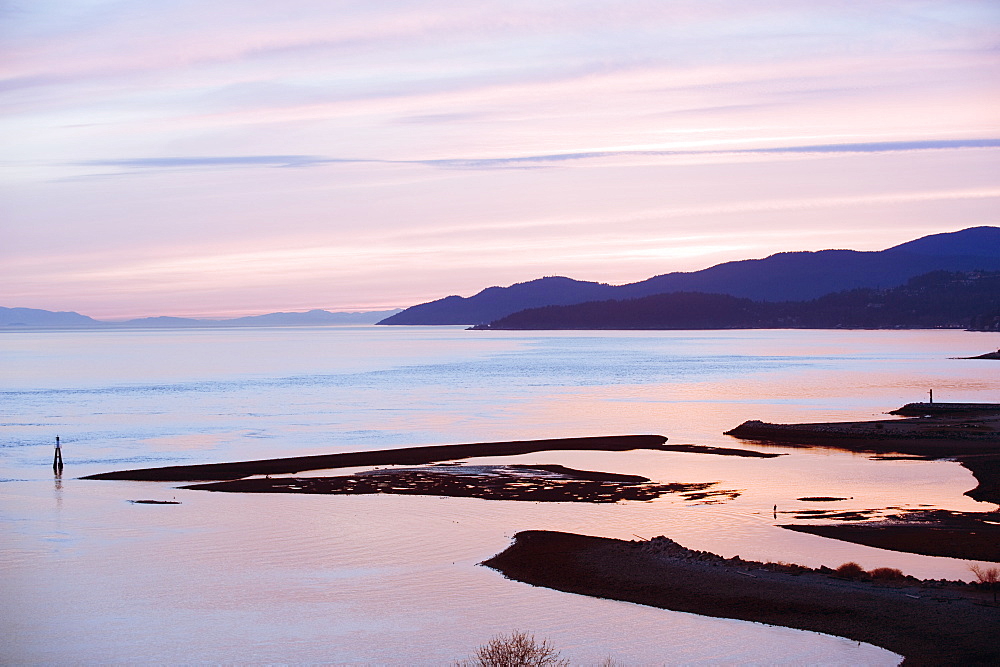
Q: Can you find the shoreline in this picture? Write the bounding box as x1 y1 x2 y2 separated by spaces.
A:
483 530 1000 665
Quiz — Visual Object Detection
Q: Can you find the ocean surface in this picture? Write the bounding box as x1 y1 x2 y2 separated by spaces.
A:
3 326 999 665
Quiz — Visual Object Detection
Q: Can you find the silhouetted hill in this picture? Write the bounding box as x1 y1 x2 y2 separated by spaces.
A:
379 226 1000 325
0 307 100 327
472 271 1000 331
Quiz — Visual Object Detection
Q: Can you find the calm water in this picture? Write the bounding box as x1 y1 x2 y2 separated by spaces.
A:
3 326 999 664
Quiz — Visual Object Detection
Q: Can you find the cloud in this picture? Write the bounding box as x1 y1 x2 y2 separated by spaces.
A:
81 155 345 169
76 138 1000 175
750 139 1000 153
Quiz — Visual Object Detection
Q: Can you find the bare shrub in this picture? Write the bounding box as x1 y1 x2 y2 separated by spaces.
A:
970 564 1000 603
469 630 569 667
868 567 905 581
834 561 866 579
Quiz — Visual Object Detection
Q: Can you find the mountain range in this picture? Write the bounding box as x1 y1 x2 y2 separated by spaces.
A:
0 308 402 329
472 270 1000 331
378 226 1000 325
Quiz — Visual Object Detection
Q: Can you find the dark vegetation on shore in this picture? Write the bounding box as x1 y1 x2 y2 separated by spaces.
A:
472 270 1000 330
483 530 1000 666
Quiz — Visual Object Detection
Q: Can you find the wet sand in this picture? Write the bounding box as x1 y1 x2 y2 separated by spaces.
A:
182 463 738 503
483 530 1000 666
82 435 777 482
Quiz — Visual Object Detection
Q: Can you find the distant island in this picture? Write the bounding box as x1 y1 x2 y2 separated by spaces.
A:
0 307 403 330
471 270 1000 331
379 226 1000 325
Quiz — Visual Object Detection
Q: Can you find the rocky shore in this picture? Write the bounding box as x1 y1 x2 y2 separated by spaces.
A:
484 530 1000 665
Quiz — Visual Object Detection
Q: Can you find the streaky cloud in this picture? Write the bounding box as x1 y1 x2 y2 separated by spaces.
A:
416 138 1000 170
81 155 349 169
750 139 1000 154
77 138 1000 175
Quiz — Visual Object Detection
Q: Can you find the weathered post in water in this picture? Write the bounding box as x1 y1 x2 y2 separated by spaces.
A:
929 389 933 404
53 436 63 473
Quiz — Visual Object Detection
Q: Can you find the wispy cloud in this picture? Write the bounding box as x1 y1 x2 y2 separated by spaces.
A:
77 139 1000 174
82 155 338 169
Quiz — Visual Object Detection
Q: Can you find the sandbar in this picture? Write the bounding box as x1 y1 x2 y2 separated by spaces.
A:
483 530 1000 665
82 436 776 482
83 435 668 481
724 414 1000 455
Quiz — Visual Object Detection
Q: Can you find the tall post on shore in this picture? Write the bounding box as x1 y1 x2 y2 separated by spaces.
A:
929 389 934 404
53 436 63 473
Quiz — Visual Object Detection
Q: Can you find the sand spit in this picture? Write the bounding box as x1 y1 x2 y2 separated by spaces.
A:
956 350 1000 360
182 464 738 503
725 415 1000 455
82 435 668 482
483 530 1000 666
889 402 1000 416
82 436 778 482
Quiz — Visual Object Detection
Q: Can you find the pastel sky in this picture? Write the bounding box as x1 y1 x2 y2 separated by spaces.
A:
2 1 998 319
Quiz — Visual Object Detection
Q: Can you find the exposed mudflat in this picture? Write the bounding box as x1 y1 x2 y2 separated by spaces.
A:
182 463 740 503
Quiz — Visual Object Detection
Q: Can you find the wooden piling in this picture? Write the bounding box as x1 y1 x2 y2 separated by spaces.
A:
53 436 63 472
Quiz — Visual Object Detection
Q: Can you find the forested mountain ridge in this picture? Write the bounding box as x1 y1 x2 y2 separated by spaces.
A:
470 270 1000 331
379 226 1000 325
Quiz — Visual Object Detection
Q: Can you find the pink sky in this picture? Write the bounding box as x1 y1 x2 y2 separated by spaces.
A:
2 1 998 319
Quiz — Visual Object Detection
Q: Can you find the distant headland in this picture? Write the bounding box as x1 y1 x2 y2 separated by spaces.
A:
0 307 403 330
380 226 1000 327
